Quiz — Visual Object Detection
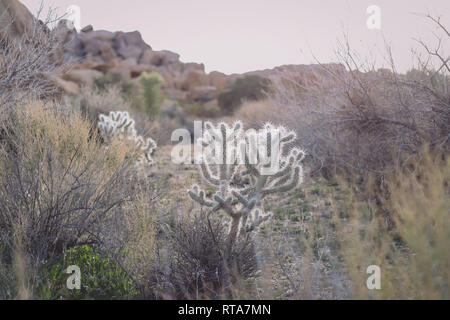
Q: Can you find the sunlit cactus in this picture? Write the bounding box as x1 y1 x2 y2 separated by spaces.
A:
188 120 305 256
98 111 157 165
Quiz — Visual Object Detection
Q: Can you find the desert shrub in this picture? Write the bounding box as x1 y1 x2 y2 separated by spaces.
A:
162 211 258 299
218 75 271 114
335 148 449 299
94 73 135 97
0 100 139 297
274 16 449 181
0 241 15 299
133 72 164 120
39 245 137 300
181 101 221 118
233 99 282 128
0 9 61 113
65 86 133 126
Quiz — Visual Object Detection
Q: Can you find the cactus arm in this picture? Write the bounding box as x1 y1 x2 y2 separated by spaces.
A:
188 185 216 208
199 162 220 186
262 165 302 196
213 194 238 218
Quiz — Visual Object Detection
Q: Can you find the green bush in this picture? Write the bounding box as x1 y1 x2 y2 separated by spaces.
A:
218 75 271 114
94 73 134 97
133 72 164 120
39 245 137 300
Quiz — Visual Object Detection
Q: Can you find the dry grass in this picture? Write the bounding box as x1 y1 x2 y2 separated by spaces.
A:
232 99 282 129
335 148 449 299
0 7 62 113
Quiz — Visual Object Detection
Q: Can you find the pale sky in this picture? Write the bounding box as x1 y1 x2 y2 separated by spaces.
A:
22 0 450 74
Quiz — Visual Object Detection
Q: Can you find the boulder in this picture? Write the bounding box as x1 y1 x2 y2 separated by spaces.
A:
208 71 228 92
62 32 85 61
120 57 138 68
108 65 131 81
100 41 116 61
113 31 150 60
62 69 103 87
0 0 36 39
130 64 154 78
77 60 101 70
158 70 176 89
52 76 80 94
188 85 217 102
183 62 205 73
93 59 120 73
80 30 115 42
82 38 104 57
139 49 156 65
140 49 180 66
78 30 116 60
181 70 209 91
168 89 188 101
81 25 93 33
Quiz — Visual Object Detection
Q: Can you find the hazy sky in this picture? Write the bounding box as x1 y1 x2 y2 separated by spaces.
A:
22 0 450 74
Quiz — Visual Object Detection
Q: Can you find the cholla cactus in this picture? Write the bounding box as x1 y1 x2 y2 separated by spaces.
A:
98 111 156 165
188 121 305 256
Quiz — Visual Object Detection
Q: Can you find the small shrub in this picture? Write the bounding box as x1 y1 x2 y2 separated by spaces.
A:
218 75 271 114
39 245 137 300
94 73 134 97
182 101 221 118
166 211 258 299
65 86 133 127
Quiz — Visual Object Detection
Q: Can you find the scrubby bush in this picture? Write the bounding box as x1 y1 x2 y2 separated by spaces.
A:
94 73 135 97
181 101 221 118
218 75 271 114
0 100 141 298
65 86 133 127
164 212 258 299
274 17 449 180
39 245 137 300
335 148 449 299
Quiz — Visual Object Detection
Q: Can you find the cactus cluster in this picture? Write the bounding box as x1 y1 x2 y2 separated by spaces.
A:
98 111 157 165
188 121 305 255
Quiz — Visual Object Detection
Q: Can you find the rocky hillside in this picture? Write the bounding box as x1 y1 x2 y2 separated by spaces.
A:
52 20 230 101
1 0 230 102
2 0 354 104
